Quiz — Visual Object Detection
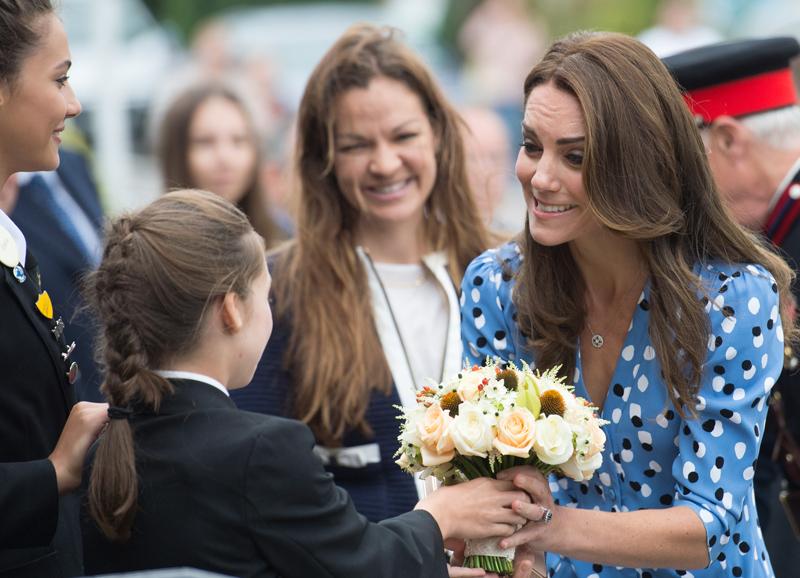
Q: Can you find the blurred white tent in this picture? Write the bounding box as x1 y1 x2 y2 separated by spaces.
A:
61 0 178 212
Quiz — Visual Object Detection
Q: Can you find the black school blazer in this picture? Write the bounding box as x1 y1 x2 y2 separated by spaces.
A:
0 250 77 577
81 379 448 578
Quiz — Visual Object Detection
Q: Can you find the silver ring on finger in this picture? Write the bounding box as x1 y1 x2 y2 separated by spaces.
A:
536 506 553 524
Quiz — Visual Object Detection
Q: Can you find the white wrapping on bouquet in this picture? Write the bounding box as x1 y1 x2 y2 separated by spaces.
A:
464 537 515 560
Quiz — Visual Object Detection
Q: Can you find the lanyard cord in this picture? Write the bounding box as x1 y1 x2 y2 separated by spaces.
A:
362 251 450 389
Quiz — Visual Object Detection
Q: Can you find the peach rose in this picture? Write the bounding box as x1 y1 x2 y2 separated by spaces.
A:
416 403 455 466
493 408 537 458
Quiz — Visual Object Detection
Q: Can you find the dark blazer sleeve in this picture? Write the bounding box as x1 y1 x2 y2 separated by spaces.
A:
0 459 58 548
245 418 447 578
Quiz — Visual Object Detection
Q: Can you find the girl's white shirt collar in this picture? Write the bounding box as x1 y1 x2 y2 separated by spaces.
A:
154 370 229 397
0 208 27 267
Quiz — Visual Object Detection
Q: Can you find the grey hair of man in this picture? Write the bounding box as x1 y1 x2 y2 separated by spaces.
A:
700 105 800 150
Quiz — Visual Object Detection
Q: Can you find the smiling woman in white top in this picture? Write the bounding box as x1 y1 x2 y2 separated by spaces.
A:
230 24 492 527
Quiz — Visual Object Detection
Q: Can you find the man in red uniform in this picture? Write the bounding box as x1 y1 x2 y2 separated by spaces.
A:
664 37 800 576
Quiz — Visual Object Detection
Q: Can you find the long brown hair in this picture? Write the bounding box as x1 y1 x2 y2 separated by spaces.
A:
157 83 284 247
85 190 265 542
514 31 795 414
275 24 490 445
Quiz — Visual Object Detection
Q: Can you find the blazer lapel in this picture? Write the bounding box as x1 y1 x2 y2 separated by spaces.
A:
2 262 72 410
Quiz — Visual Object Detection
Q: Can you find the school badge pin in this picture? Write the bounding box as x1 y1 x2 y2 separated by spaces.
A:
12 264 26 283
67 361 78 384
36 291 54 319
52 317 65 340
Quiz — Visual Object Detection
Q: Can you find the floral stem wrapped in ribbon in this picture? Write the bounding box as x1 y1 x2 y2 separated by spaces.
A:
395 361 608 576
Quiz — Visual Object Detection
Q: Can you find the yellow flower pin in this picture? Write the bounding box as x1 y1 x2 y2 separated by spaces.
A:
36 291 53 320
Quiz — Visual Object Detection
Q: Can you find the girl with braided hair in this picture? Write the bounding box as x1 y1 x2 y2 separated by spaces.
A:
81 189 529 578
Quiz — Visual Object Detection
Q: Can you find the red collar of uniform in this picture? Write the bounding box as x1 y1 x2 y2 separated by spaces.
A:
764 161 800 245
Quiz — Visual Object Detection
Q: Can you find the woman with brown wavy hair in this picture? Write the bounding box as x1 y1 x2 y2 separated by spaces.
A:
461 31 795 577
231 24 491 523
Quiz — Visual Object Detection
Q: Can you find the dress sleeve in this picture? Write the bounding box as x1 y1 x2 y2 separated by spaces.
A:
671 264 783 566
460 245 521 366
245 418 448 578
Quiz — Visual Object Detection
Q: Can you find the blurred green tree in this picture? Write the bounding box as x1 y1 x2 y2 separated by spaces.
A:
440 0 661 61
142 0 378 44
539 0 660 38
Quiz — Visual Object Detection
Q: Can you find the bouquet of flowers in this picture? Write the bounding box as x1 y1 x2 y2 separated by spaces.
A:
395 360 608 575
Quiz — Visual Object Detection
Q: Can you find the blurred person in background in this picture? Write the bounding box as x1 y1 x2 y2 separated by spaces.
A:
157 82 290 248
637 0 721 57
0 0 108 574
260 115 297 237
460 106 521 235
664 36 800 577
189 18 232 81
458 0 546 147
150 17 287 167
11 147 105 402
148 18 234 118
231 23 491 527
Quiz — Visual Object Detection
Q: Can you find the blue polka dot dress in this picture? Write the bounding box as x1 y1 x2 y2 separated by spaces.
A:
461 242 783 578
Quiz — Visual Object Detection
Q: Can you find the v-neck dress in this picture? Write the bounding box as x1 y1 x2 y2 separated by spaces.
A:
460 242 783 578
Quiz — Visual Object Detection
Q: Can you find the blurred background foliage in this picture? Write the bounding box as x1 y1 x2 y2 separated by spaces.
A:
142 0 659 51
539 0 660 37
440 0 660 58
142 0 379 43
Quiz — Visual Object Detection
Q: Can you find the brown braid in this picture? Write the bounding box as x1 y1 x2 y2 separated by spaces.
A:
85 190 265 542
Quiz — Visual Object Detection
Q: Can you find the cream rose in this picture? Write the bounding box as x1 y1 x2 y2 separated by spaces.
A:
560 441 604 481
450 404 495 457
416 403 456 466
533 414 574 465
457 371 485 402
560 419 605 480
583 421 606 458
493 408 537 458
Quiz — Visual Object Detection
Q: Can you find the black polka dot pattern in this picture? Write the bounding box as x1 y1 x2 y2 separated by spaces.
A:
461 245 782 577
